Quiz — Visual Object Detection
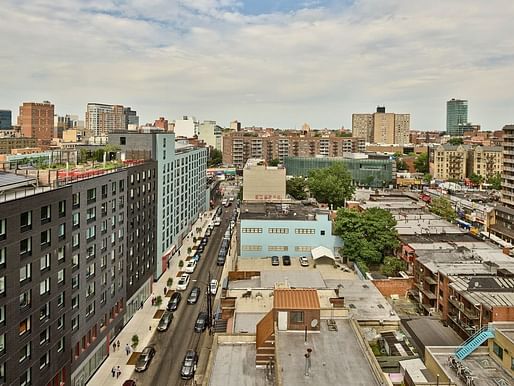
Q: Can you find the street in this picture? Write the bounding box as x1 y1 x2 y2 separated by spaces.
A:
130 203 235 386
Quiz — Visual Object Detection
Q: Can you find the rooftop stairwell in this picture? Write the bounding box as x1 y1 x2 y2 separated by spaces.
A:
256 310 275 367
455 325 495 360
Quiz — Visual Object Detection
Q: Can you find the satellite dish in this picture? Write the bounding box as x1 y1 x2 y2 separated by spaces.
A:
311 319 319 328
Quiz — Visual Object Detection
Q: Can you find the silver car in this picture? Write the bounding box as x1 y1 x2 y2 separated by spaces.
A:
135 346 156 372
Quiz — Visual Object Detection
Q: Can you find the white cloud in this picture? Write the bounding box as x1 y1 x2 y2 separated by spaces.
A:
1 0 514 130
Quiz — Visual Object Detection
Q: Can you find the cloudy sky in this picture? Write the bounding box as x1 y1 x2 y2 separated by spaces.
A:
2 0 514 130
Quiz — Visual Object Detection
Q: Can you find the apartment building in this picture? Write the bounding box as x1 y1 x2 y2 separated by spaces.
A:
222 130 365 168
0 183 72 386
0 137 38 154
352 106 410 144
18 101 55 141
446 98 468 136
198 120 223 150
429 144 470 180
472 146 503 179
85 103 125 137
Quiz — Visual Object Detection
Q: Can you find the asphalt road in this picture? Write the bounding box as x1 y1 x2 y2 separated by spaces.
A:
131 204 234 386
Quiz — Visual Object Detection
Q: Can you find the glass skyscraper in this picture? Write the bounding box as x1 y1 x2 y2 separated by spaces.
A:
0 110 12 129
446 98 468 136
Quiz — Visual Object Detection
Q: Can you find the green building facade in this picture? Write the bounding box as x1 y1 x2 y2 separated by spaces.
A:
284 156 395 187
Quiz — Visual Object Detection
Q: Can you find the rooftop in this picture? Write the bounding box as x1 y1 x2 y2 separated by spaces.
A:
276 319 381 386
401 317 462 356
240 202 321 221
450 276 514 308
274 288 320 310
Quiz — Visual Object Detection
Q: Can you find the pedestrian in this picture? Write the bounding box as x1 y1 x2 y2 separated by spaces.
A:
149 325 152 331
178 250 181 256
116 366 121 378
125 344 130 356
111 366 116 378
164 286 167 295
140 300 143 309
117 340 120 350
167 260 170 269
112 343 116 352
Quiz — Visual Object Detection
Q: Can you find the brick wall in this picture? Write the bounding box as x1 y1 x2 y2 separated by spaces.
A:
372 277 414 297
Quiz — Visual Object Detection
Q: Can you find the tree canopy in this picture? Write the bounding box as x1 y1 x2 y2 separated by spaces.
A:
429 197 456 223
448 137 464 145
414 152 429 174
286 177 307 200
469 173 483 186
334 208 399 269
208 149 222 167
487 172 502 190
268 159 280 166
382 256 407 277
307 162 355 209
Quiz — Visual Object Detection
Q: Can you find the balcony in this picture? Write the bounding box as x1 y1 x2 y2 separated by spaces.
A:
448 296 479 319
448 313 479 336
415 281 437 300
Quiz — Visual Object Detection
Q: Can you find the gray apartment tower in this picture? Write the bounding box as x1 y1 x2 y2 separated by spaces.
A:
0 110 11 129
446 98 469 136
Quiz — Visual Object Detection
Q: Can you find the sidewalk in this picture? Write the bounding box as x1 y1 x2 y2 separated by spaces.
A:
88 209 215 385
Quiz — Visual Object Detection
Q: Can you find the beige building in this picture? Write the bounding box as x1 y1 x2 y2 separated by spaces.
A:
242 159 286 201
18 101 54 141
352 106 410 144
85 103 125 137
472 146 503 180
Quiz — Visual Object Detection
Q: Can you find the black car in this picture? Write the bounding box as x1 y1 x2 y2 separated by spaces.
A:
157 311 173 332
271 255 280 266
194 311 208 333
122 381 136 386
216 206 223 216
167 292 182 312
135 346 156 372
187 286 201 305
282 255 291 266
205 228 212 237
180 350 198 380
197 244 204 253
201 237 208 246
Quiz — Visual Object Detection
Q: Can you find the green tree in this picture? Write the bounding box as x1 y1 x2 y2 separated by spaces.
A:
268 159 280 166
469 173 483 186
414 153 429 174
423 173 432 184
208 149 222 167
487 172 502 190
430 197 456 222
448 137 463 145
396 158 408 171
381 256 407 277
286 177 307 200
307 163 355 208
334 208 399 266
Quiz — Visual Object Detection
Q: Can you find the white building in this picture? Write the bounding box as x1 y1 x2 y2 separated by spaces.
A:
173 115 199 138
198 120 223 150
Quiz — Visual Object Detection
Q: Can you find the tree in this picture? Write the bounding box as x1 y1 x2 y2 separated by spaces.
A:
307 163 355 209
208 149 222 167
487 172 502 190
334 208 399 266
286 177 307 200
429 197 456 223
396 158 408 171
469 173 483 186
414 153 429 174
448 137 463 145
423 173 432 184
382 256 407 277
268 159 280 167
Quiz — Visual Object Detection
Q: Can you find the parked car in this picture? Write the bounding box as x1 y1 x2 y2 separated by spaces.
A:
187 286 201 304
208 222 215 230
213 217 221 226
201 237 208 245
221 199 228 207
216 206 223 216
205 228 212 237
157 311 173 332
194 311 208 333
184 260 197 274
167 292 182 311
122 381 136 386
271 256 280 266
180 350 198 380
209 279 218 295
135 346 156 372
192 253 201 262
197 244 205 253
282 255 291 266
176 274 191 291
299 256 309 267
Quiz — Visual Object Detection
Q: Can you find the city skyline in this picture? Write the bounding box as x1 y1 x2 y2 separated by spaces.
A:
2 0 514 130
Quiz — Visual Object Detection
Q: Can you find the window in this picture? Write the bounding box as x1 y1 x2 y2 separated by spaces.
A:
40 277 50 295
268 246 288 251
20 263 32 282
72 233 80 249
58 200 66 217
86 282 95 297
40 253 50 271
72 192 80 208
58 223 65 239
20 237 32 256
19 290 31 308
57 315 64 330
119 179 124 192
87 188 96 202
268 228 289 234
241 245 262 251
40 229 51 247
20 368 31 386
290 311 304 324
71 316 79 330
86 301 95 318
111 181 116 195
86 262 95 278
72 253 79 269
40 205 51 223
0 305 4 325
86 207 96 222
39 302 50 321
0 247 5 268
0 333 4 353
57 291 64 308
71 295 79 310
72 212 80 228
57 269 64 284
320 230 326 236
0 219 5 240
20 211 32 231
72 274 79 289
120 136 126 145
39 352 49 369
493 342 503 359
295 246 313 252
19 342 31 363
19 317 31 336
101 184 108 198
86 225 96 241
40 328 49 345
295 228 315 234
241 228 263 233
57 337 64 353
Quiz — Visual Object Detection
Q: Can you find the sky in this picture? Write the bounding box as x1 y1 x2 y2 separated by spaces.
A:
1 0 514 131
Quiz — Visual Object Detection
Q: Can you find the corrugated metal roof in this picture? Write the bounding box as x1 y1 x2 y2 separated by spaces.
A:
274 288 320 310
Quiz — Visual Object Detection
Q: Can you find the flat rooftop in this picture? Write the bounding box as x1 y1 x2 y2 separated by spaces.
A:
240 202 321 221
276 319 381 386
450 276 514 308
394 213 464 236
426 346 513 386
401 317 462 355
229 270 328 289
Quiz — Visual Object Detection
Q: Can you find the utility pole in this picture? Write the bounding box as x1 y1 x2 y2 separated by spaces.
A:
207 271 212 329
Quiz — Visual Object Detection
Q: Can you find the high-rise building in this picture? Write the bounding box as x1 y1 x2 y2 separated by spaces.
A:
18 101 55 140
230 120 241 131
123 107 139 129
198 120 223 150
0 110 11 129
446 98 468 136
352 107 410 144
85 103 125 137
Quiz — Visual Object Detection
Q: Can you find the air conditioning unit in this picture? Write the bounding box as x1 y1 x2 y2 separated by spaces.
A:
450 295 455 300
